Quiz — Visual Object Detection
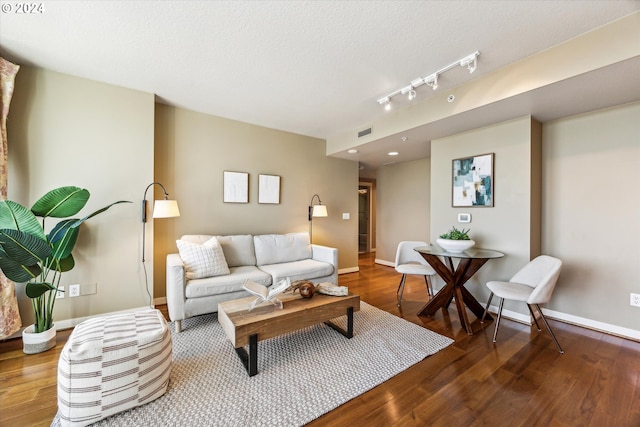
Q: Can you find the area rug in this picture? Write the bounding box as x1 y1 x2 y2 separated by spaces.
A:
52 302 453 426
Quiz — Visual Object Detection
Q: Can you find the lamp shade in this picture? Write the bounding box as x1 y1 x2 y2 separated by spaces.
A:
153 199 180 218
312 204 328 218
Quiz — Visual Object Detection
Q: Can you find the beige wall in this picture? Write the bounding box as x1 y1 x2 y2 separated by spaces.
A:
8 66 155 327
542 102 640 330
375 158 431 262
153 105 359 299
429 117 541 308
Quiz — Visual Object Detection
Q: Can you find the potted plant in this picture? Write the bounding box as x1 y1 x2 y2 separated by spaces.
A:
436 226 475 253
0 186 129 353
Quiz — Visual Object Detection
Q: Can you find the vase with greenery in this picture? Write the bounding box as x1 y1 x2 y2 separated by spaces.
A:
437 226 475 253
0 186 130 340
439 226 471 240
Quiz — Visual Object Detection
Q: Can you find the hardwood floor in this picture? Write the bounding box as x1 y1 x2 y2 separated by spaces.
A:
1 252 638 426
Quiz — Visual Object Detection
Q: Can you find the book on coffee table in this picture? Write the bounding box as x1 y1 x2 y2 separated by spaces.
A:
243 278 290 310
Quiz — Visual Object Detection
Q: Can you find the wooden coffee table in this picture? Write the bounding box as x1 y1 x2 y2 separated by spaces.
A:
218 292 360 376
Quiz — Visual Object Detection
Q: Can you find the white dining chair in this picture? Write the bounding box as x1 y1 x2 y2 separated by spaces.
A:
395 241 436 307
481 255 564 354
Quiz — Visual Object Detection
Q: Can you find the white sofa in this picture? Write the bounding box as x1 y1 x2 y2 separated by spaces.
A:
166 232 338 331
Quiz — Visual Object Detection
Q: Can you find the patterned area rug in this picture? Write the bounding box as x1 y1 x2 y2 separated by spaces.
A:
52 302 453 426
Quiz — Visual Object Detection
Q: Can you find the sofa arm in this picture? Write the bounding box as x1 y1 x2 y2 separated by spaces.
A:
311 244 338 271
166 253 187 324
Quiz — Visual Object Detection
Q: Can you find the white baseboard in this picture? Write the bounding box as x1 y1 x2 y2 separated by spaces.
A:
375 259 394 268
339 267 359 274
483 303 640 341
154 296 167 306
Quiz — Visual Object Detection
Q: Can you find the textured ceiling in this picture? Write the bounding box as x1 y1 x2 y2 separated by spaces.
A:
1 1 639 168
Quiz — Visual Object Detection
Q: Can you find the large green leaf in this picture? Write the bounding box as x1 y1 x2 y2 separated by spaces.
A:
57 254 75 272
0 229 51 266
0 247 41 282
69 200 132 228
48 219 79 260
0 201 45 239
31 186 90 218
25 281 55 298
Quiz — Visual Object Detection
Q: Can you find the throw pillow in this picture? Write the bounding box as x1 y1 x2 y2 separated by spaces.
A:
176 237 230 279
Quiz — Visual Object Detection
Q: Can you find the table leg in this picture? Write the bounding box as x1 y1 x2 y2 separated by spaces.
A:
453 286 473 335
235 333 258 377
325 306 354 338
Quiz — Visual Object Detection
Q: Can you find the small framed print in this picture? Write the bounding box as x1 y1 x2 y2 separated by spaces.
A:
223 171 249 203
452 153 494 207
258 174 280 204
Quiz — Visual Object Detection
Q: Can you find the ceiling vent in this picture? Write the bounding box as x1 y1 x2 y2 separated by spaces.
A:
358 128 372 138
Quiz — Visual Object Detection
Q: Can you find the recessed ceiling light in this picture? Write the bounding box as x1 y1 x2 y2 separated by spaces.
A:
347 149 358 154
401 136 407 142
388 151 399 156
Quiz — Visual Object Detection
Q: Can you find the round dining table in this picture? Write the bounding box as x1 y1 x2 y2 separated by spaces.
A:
414 245 504 335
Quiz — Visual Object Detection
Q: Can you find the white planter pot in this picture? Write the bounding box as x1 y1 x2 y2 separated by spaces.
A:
436 238 475 253
22 324 56 354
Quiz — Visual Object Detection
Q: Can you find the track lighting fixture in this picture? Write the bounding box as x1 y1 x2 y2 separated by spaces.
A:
425 73 438 90
376 51 479 109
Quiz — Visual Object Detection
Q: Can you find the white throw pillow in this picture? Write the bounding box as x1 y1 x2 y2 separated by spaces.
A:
176 237 230 280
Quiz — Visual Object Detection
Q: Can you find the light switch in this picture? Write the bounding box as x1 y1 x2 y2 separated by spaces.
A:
342 213 350 220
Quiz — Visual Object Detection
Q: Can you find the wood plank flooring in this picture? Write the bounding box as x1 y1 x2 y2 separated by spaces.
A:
1 253 638 426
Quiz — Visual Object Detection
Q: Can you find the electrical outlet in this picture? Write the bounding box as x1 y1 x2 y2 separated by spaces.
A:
56 286 64 299
69 284 80 298
631 293 640 307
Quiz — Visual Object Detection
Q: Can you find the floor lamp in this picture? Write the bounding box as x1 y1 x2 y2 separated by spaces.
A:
142 182 180 306
308 194 327 242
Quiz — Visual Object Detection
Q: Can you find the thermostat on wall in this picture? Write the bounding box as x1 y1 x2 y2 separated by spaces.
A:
458 213 471 223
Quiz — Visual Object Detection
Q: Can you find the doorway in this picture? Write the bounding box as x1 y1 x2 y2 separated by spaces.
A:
358 183 372 253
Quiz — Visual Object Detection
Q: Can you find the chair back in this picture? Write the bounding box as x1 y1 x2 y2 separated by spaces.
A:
510 255 562 304
395 241 429 269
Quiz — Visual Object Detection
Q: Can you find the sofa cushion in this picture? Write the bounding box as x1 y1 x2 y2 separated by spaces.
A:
185 266 272 298
216 235 257 267
176 237 230 280
253 232 311 266
258 259 334 284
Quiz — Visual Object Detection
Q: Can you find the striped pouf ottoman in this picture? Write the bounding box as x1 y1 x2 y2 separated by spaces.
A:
57 309 172 427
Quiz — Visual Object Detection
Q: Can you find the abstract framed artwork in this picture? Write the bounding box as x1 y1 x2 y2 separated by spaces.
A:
452 153 494 207
258 174 281 204
223 171 249 203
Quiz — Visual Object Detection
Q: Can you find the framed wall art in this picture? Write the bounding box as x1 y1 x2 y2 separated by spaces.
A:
258 174 281 204
223 171 249 203
452 153 494 207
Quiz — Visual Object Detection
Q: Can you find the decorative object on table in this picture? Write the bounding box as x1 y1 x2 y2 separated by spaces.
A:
223 171 249 203
452 152 494 207
243 277 291 310
0 186 130 353
481 255 564 354
316 282 349 296
394 241 436 306
258 174 280 204
287 279 316 298
436 226 475 253
142 182 180 306
308 193 328 242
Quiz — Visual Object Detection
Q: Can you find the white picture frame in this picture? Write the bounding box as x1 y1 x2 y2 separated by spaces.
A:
258 174 280 204
223 171 249 203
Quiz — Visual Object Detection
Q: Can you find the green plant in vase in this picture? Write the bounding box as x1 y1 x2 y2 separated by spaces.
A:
437 226 475 253
0 186 130 335
439 226 471 240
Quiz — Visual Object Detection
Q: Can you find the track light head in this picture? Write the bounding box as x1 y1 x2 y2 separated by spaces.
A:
408 88 416 100
425 73 438 90
460 51 479 74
